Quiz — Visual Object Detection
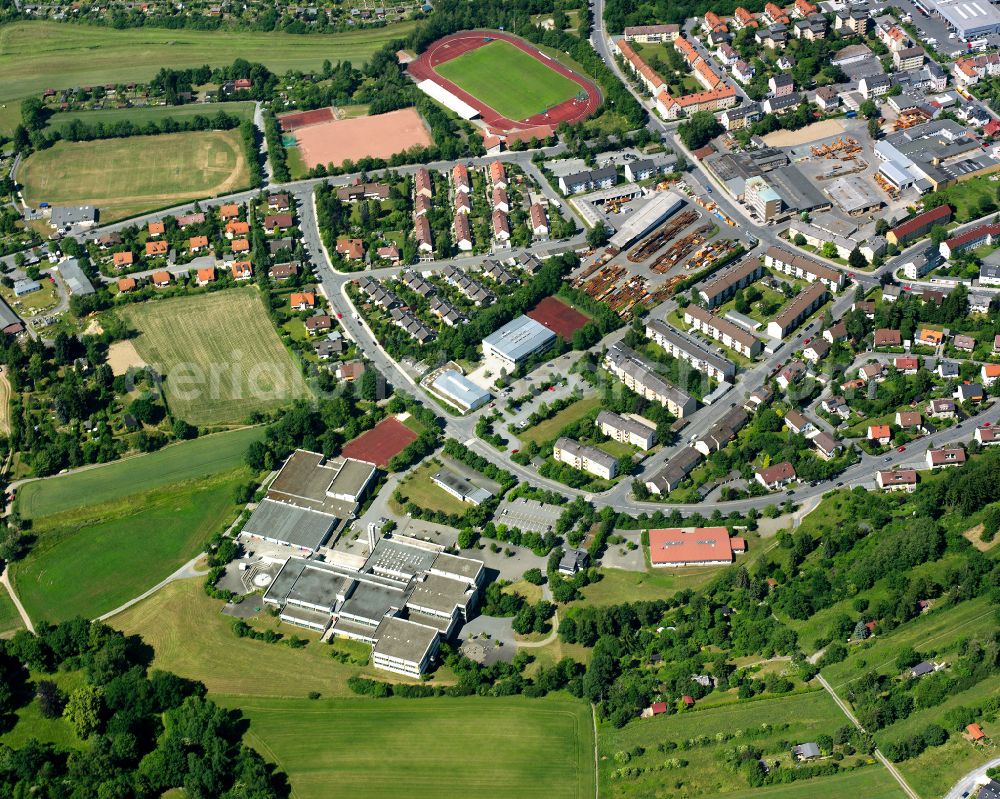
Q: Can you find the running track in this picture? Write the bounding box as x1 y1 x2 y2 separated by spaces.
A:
407 30 601 139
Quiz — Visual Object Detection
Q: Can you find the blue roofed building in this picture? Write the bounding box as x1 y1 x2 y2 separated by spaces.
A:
431 369 491 413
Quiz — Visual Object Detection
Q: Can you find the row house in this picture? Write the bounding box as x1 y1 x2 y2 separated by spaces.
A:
683 304 762 357
721 103 764 130
763 247 845 292
733 7 759 29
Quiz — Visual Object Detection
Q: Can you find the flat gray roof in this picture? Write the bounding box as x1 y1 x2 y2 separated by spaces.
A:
265 557 350 611
431 552 484 582
407 573 471 615
267 449 371 514
286 565 352 610
56 258 95 295
431 369 491 410
372 615 438 664
482 315 555 363
242 498 337 551
340 581 407 623
365 537 439 581
608 191 685 250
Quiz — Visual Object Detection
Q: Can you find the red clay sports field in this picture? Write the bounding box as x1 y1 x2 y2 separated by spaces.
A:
341 416 418 467
407 30 601 140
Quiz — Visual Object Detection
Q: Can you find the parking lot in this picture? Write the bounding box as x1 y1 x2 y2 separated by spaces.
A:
495 497 564 534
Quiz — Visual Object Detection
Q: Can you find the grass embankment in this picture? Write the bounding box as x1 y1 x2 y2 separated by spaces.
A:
599 690 903 799
517 395 602 448
12 466 252 622
819 596 1000 798
111 577 450 697
43 101 256 133
16 426 263 519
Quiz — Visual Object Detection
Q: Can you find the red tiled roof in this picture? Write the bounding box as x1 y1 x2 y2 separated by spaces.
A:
648 527 737 565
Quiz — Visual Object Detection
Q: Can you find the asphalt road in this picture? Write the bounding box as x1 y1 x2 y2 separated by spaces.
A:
13 17 1000 519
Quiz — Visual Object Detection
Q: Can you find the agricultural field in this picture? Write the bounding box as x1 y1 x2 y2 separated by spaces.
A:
0 21 416 133
221 695 596 799
16 426 262 519
43 101 256 134
434 39 581 121
19 129 250 222
11 466 252 622
111 578 450 697
121 288 311 425
598 690 899 799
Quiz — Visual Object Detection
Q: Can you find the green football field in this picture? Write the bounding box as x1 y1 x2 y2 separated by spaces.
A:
222 695 596 799
18 129 249 222
434 39 581 121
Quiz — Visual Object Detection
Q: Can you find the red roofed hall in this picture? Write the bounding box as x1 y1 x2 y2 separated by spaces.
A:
648 527 739 567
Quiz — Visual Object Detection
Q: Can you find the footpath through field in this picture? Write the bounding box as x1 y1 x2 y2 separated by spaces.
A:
816 673 921 799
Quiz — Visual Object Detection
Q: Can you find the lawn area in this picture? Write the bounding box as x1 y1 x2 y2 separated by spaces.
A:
285 144 309 180
391 459 475 516
721 768 906 799
518 395 602 448
596 439 636 459
921 174 998 223
598 690 891 798
1 278 60 317
0 588 24 637
0 669 86 751
0 21 416 134
16 426 262 519
572 565 727 606
717 286 787 325
19 129 250 222
121 288 311 425
822 596 996 690
11 466 252 622
111 577 429 697
221 694 595 799
434 39 581 121
43 101 256 134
